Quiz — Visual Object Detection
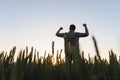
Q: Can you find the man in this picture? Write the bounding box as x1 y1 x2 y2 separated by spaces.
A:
56 23 89 65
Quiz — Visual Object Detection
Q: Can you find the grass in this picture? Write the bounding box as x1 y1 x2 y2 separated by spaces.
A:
0 36 120 80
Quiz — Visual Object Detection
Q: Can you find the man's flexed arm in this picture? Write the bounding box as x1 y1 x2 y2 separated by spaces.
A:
77 23 89 37
56 27 64 37
82 23 89 36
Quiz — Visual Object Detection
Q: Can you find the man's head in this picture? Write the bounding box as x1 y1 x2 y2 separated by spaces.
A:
69 24 76 31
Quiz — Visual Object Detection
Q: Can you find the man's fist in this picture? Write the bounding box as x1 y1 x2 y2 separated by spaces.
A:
83 23 87 27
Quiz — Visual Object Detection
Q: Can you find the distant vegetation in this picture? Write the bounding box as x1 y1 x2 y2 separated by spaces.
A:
0 36 120 80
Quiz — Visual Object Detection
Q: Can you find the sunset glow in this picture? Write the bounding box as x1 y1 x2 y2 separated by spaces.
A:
0 0 120 59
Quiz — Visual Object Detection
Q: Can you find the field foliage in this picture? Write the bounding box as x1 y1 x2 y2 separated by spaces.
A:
0 36 120 80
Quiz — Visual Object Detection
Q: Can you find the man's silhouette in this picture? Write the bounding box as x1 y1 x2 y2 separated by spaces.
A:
56 23 89 65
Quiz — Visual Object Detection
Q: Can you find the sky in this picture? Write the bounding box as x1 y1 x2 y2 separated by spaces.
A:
0 0 120 59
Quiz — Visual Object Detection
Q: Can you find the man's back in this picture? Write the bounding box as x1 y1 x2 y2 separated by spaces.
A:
56 23 89 59
64 31 79 48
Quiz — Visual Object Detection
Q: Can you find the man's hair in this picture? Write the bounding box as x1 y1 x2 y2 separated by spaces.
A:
69 24 76 30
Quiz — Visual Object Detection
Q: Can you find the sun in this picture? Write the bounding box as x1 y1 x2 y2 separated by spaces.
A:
52 61 57 66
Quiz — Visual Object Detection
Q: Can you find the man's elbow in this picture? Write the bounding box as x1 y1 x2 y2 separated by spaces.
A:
85 33 89 37
56 33 59 36
87 33 89 36
56 33 61 37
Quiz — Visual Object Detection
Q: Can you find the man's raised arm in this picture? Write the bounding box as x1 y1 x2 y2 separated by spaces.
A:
83 23 89 36
76 23 89 37
56 27 64 37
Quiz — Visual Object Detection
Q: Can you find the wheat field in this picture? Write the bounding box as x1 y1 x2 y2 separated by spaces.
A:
0 36 120 80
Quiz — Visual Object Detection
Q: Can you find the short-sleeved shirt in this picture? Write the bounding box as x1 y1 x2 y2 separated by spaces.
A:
56 31 88 55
